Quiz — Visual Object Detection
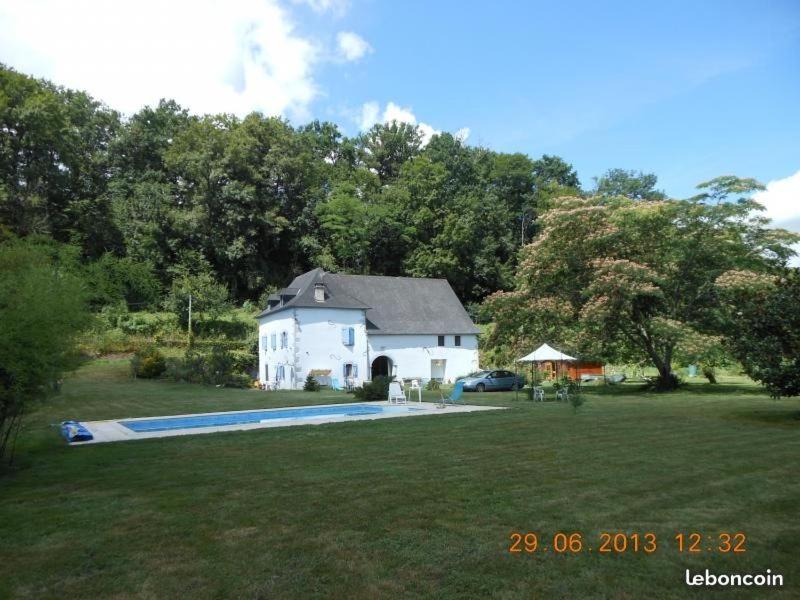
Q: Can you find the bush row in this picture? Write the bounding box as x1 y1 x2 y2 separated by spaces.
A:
130 346 254 388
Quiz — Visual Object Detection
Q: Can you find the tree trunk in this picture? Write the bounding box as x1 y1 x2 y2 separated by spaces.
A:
653 363 676 390
640 336 678 391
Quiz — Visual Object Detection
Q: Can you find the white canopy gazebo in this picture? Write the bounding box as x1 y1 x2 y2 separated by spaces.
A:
518 343 577 364
514 344 577 399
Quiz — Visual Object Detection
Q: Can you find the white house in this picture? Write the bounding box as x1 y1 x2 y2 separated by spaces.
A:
256 268 480 390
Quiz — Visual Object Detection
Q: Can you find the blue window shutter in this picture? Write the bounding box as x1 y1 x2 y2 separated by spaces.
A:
261 336 267 350
341 328 348 345
271 334 276 350
343 364 348 378
349 327 354 346
353 364 358 378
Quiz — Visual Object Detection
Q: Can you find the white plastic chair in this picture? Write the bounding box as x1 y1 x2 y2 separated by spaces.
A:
532 386 545 401
409 379 422 402
388 381 407 404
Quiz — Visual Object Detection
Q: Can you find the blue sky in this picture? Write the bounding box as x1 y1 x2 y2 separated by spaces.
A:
311 0 800 198
1 0 798 200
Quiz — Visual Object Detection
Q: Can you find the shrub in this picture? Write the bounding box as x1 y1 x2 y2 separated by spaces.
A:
303 374 321 391
645 372 682 391
551 375 574 393
529 368 547 386
230 349 257 375
166 347 252 387
203 345 234 386
353 375 392 401
131 347 166 379
193 318 251 339
569 391 586 412
226 373 253 389
425 379 440 391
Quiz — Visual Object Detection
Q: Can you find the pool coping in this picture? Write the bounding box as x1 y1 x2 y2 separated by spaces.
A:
70 401 506 444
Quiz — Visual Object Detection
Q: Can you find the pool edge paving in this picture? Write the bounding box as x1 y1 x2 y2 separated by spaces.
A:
69 401 506 444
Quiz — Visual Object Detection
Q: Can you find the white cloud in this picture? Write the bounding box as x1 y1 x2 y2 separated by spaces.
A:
336 32 372 62
753 170 800 266
358 101 381 131
383 102 422 127
356 101 468 146
455 127 471 142
292 0 349 15
0 0 341 120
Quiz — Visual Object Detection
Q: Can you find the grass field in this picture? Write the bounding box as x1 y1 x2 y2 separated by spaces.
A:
1 359 798 598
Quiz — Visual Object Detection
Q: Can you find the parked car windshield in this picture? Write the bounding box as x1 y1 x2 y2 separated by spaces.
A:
470 371 491 378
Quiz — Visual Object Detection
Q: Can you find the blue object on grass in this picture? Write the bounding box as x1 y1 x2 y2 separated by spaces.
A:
61 420 93 442
440 380 465 404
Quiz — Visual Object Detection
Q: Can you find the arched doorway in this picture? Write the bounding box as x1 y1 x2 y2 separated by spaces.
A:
371 355 392 379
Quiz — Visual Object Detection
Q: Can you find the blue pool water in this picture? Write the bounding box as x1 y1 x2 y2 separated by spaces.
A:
120 404 388 433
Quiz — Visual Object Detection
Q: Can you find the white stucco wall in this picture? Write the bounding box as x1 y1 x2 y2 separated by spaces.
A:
367 334 479 384
259 308 479 389
258 307 368 390
295 308 368 388
257 311 297 390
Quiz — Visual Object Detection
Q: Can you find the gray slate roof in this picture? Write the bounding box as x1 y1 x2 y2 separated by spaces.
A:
257 268 480 335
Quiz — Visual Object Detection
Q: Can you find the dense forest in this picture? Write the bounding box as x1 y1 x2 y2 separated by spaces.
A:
1 62 798 445
1 64 607 309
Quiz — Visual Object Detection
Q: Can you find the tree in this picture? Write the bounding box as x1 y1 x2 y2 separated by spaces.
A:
0 237 90 463
357 121 422 184
315 185 371 272
0 66 122 258
303 374 321 391
83 253 161 310
531 154 581 191
164 263 230 328
594 168 665 200
485 177 797 390
716 269 800 397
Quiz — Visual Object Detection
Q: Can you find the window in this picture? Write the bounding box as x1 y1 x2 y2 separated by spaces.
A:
314 283 325 302
276 365 284 381
437 335 445 347
454 335 461 347
261 336 268 352
280 331 288 349
343 363 358 378
341 327 354 346
271 333 277 350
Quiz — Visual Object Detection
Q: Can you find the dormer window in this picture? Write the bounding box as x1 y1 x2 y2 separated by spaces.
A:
314 283 325 302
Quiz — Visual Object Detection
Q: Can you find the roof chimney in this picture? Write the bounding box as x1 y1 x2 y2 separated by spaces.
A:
314 283 325 302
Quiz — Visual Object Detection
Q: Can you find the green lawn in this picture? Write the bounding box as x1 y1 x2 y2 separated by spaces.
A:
1 360 798 598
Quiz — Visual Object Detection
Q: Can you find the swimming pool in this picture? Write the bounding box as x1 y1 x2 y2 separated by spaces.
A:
70 401 504 444
120 403 396 432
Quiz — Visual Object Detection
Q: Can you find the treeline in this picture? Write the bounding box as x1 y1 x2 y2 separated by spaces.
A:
1 64 601 307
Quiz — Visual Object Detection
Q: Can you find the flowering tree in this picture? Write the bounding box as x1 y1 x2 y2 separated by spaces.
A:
484 177 798 390
716 269 800 397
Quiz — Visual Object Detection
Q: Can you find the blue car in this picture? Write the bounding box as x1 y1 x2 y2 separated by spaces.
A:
459 370 526 392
